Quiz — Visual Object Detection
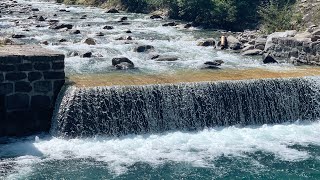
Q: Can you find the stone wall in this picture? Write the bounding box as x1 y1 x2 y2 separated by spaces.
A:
268 37 320 65
0 45 65 137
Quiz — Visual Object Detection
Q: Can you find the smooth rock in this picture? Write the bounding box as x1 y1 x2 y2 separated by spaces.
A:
82 38 96 45
227 35 241 50
154 56 179 62
197 39 215 47
12 34 26 38
150 15 162 19
242 49 262 56
81 52 92 58
134 45 154 52
103 25 113 30
106 8 119 13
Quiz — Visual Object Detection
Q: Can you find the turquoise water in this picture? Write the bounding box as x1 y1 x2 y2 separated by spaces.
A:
1 121 320 179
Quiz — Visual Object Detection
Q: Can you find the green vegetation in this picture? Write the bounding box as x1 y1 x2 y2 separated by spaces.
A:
57 0 299 32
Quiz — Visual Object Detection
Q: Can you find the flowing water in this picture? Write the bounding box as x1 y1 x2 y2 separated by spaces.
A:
1 0 320 179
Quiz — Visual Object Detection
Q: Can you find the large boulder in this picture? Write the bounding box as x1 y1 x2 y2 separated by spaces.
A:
264 30 297 51
112 57 134 69
227 35 241 50
82 38 96 45
242 49 262 56
262 53 278 64
294 32 312 41
49 23 73 30
312 29 320 36
134 45 154 52
106 8 119 13
197 39 216 47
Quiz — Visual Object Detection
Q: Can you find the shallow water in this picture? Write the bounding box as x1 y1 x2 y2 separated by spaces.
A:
1 121 320 179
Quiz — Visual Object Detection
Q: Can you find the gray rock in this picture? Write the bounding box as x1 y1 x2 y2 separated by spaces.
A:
150 15 162 19
241 45 254 52
227 35 241 50
262 53 278 64
112 57 134 69
154 56 179 62
242 49 262 56
312 29 320 36
106 8 119 13
81 52 92 58
265 30 297 51
82 38 96 45
197 39 216 47
103 25 113 30
12 34 26 38
134 45 154 52
163 22 177 27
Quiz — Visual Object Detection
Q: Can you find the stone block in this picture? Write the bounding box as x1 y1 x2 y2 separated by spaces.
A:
43 72 65 80
52 62 64 70
31 95 51 109
6 93 29 110
0 73 3 82
0 56 22 64
0 95 5 111
5 72 27 81
0 64 15 71
34 81 52 93
15 81 32 93
34 63 50 70
28 72 42 82
18 63 33 71
0 83 13 94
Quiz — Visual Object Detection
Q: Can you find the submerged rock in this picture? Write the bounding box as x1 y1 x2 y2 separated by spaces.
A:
103 25 113 30
96 32 105 37
163 22 177 27
154 55 179 62
71 30 81 34
134 45 155 52
11 34 26 38
81 52 92 58
150 15 162 19
49 23 73 30
37 16 45 21
204 60 224 66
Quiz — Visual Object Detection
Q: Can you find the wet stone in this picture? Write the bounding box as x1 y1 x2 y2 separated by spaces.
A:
0 73 3 82
17 63 32 71
0 83 13 94
5 72 27 81
0 65 15 72
52 62 64 70
34 63 50 70
15 81 32 93
34 81 52 93
31 95 51 109
43 72 65 80
28 72 42 82
6 93 29 110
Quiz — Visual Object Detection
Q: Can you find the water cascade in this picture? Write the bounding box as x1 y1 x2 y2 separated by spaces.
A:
52 77 320 137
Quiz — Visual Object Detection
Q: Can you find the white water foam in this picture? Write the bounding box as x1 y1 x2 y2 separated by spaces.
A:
1 120 320 178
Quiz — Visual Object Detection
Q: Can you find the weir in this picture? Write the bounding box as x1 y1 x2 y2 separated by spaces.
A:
52 77 320 137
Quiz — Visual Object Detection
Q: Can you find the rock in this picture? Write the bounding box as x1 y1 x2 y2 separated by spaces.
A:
71 30 81 34
254 44 265 51
115 36 132 40
120 17 128 21
151 54 160 59
41 41 49 45
103 25 113 30
120 22 131 25
294 32 312 41
67 51 79 57
82 38 96 45
96 32 105 37
204 60 224 66
12 34 26 38
59 39 67 42
154 56 179 62
31 8 39 11
262 53 278 64
265 30 297 51
163 22 177 27
227 35 241 50
81 52 92 58
134 45 154 52
311 35 320 42
0 38 14 45
241 45 254 52
59 9 67 12
184 23 192 29
197 39 215 47
106 8 119 13
49 23 73 30
112 57 134 69
80 15 87 19
37 16 45 21
115 62 135 70
312 29 320 36
125 30 132 33
150 15 162 19
242 49 262 56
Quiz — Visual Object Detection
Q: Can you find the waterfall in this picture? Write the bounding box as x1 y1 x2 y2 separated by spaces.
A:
51 77 320 137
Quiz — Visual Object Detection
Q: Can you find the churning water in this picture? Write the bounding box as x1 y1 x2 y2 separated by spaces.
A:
1 0 320 179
